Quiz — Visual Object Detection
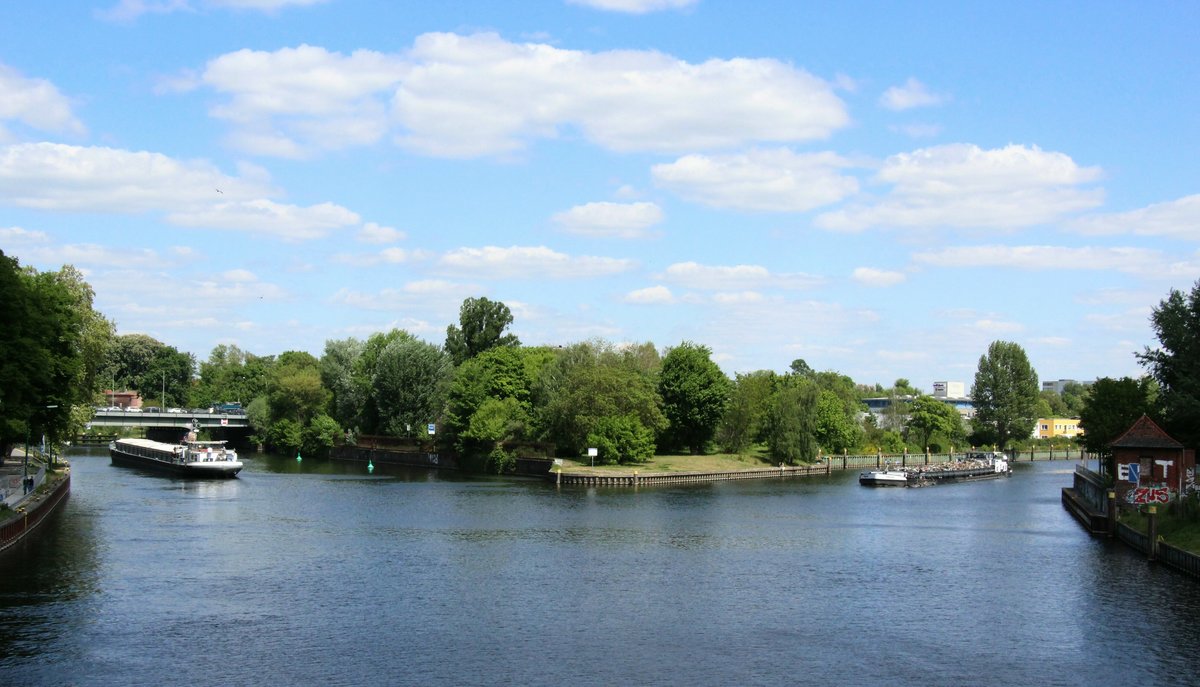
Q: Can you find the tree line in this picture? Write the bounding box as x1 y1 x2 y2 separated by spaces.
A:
5 247 1198 474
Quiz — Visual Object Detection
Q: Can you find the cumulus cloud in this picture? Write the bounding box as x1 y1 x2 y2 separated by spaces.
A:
187 33 847 158
566 0 698 13
356 222 406 243
852 267 906 287
653 148 858 212
1070 194 1200 241
912 244 1200 279
199 44 404 157
552 201 664 238
0 64 86 137
330 280 482 311
438 245 636 279
879 77 947 111
168 199 359 240
815 143 1104 231
624 285 675 304
661 261 822 290
0 142 360 240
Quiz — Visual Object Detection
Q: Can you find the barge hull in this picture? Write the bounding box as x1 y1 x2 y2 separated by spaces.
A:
110 448 242 478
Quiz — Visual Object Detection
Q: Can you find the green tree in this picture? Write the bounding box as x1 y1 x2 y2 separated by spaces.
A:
717 370 776 454
0 253 114 454
811 371 865 454
444 296 520 366
971 340 1039 451
321 337 366 431
302 414 343 458
370 332 452 437
535 340 666 456
657 341 730 454
1038 389 1070 418
1059 381 1088 417
586 414 656 465
1078 376 1158 477
764 376 819 464
267 351 328 425
1137 280 1200 449
906 395 964 452
190 344 271 409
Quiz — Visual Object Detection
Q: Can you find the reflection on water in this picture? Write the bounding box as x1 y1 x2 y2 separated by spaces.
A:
1 449 1199 686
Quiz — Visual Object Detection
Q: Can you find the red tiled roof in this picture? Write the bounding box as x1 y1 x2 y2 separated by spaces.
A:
1108 414 1184 450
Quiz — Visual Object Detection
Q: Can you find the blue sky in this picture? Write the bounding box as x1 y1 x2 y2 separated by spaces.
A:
2 0 1197 393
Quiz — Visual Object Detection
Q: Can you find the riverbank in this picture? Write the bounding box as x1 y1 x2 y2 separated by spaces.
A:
0 453 71 556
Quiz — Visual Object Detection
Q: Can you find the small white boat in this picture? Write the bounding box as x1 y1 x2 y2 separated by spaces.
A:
110 437 243 478
858 469 910 487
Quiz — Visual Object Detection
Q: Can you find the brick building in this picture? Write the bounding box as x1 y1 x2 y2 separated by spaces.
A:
1109 414 1195 505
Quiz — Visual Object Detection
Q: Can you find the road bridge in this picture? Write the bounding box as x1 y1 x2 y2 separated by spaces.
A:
89 408 250 430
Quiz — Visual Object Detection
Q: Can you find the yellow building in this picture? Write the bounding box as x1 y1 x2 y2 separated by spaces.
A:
1035 417 1083 439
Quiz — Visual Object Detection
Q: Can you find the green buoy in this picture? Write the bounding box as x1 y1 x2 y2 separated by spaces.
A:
367 459 374 473
296 452 302 462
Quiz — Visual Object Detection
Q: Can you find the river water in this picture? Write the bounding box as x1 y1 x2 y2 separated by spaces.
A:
2 449 1197 686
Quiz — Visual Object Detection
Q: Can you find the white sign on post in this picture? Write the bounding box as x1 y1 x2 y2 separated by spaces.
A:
427 423 436 435
587 447 597 467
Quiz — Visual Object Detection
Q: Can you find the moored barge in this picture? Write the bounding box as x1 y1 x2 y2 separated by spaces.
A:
860 452 1011 487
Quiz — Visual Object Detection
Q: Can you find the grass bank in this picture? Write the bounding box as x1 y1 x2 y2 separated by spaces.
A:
1120 508 1200 554
557 448 815 476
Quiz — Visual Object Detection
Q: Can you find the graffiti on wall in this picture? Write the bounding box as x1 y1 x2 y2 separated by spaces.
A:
1125 485 1172 505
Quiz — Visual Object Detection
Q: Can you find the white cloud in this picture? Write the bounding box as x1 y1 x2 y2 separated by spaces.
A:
624 285 675 304
190 33 847 158
357 222 407 243
911 244 1200 279
879 77 947 111
0 226 50 246
713 291 765 304
330 280 481 311
0 64 86 137
97 0 326 22
653 148 858 212
852 267 906 287
552 201 663 238
566 0 697 13
662 261 822 290
1070 194 1200 241
168 199 359 239
0 142 358 240
889 123 942 138
332 246 430 267
438 245 636 279
971 318 1023 334
815 143 1104 231
200 44 404 157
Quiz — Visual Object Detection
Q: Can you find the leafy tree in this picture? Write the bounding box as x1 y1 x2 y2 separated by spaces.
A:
302 414 343 458
190 344 271 409
811 371 865 453
268 418 304 456
535 340 666 456
1038 389 1070 418
321 337 366 430
0 253 113 455
789 358 815 378
906 395 964 451
370 332 452 436
463 396 531 472
657 342 730 454
764 376 819 464
717 370 776 454
267 351 328 424
813 389 861 454
970 340 1039 450
1060 381 1089 417
1137 280 1200 449
586 414 656 465
1078 376 1158 477
444 296 520 366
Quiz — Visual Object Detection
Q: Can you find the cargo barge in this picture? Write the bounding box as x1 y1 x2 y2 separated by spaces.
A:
860 452 1011 487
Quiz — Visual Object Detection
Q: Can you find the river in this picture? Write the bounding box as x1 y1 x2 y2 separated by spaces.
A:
1 449 1197 686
